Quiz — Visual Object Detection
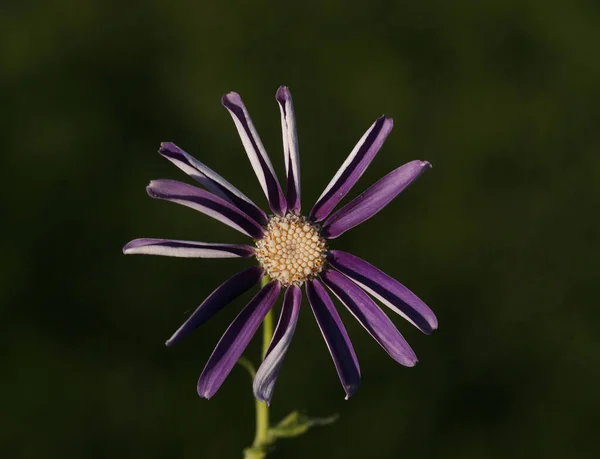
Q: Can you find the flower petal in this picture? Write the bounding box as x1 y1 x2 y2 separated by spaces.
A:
321 270 417 366
305 279 360 399
309 116 394 222
322 160 432 239
159 142 268 225
222 92 287 216
197 280 281 399
253 285 302 405
276 86 301 214
146 179 264 239
327 251 437 334
166 266 264 346
123 238 255 258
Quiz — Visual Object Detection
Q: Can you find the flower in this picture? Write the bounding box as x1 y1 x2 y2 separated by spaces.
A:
123 87 437 404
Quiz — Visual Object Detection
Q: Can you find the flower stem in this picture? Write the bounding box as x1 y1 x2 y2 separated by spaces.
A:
246 275 273 458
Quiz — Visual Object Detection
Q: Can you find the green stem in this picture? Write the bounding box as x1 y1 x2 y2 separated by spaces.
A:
246 275 273 458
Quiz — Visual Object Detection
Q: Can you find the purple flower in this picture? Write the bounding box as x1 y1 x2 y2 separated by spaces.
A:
124 87 436 404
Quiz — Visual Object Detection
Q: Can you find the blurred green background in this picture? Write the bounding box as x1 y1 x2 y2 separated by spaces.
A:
2 0 599 458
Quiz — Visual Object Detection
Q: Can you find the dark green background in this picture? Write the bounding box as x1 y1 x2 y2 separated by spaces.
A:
3 0 599 458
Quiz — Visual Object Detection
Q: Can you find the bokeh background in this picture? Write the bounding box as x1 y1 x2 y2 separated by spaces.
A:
3 0 599 458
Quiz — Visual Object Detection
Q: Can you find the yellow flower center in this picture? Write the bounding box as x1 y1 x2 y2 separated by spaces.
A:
255 214 327 286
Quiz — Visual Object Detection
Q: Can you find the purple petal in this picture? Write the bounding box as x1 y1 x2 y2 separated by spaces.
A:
309 116 394 222
322 160 432 239
253 285 302 405
197 280 281 399
327 251 438 334
123 238 255 258
222 92 287 216
166 267 264 346
321 270 417 366
276 86 301 214
159 142 268 225
146 179 264 239
305 279 360 399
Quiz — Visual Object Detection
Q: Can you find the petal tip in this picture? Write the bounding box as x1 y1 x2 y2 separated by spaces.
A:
423 314 438 334
421 160 432 169
197 382 214 399
378 115 394 128
406 356 419 367
254 394 272 406
159 141 175 150
222 91 241 107
253 388 267 404
158 142 178 157
122 240 137 254
429 320 439 333
145 182 158 198
344 384 358 400
276 85 291 101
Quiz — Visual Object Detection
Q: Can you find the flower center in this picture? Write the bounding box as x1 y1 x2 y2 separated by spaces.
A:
255 214 327 286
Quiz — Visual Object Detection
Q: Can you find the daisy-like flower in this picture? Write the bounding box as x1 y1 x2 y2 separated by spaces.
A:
123 87 437 404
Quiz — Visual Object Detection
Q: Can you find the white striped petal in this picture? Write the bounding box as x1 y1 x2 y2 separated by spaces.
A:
160 142 267 225
310 116 393 222
146 179 265 239
122 238 255 258
253 285 302 405
276 86 301 214
222 92 287 216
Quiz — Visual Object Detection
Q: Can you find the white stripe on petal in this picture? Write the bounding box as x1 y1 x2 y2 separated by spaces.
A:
254 337 290 402
146 180 265 239
123 238 254 258
310 116 393 222
322 160 431 238
322 270 417 366
197 281 281 399
222 92 286 216
327 250 437 334
253 285 301 405
160 142 267 224
276 86 301 214
344 273 428 332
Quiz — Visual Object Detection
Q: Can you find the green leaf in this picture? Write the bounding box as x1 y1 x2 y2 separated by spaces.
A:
267 411 339 440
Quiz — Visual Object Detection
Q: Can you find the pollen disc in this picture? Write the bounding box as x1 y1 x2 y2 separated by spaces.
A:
255 214 327 286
